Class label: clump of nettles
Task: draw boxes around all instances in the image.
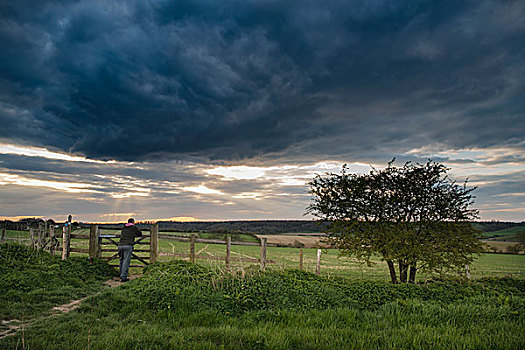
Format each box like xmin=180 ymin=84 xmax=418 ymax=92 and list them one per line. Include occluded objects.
xmin=129 ymin=260 xmax=525 ymax=315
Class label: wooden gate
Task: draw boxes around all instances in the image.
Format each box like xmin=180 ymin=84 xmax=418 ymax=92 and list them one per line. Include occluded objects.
xmin=65 ymin=223 xmax=159 ymax=268
xmin=30 ymin=221 xmax=60 ymax=254
xmin=99 ymin=233 xmax=151 ymax=268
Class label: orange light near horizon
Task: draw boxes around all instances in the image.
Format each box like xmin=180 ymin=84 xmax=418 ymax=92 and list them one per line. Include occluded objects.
xmin=86 ymin=216 xmax=199 ymax=224
xmin=158 ymin=216 xmax=198 ymax=222
xmin=0 ymin=215 xmax=45 ymax=221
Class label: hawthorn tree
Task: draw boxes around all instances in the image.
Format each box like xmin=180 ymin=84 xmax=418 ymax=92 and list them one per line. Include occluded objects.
xmin=307 ymin=160 xmax=484 ymax=283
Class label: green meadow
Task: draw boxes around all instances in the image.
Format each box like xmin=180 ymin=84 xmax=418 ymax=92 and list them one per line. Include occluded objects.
xmin=480 ymin=225 xmax=525 ymax=240
xmin=1 ymin=229 xmax=524 ymax=349
xmin=1 ymin=243 xmax=524 ymax=349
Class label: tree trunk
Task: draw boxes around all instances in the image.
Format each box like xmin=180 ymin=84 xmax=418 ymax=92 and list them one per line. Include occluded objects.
xmin=409 ymin=263 xmax=417 ymax=283
xmin=399 ymin=260 xmax=408 ymax=283
xmin=386 ymin=259 xmax=397 ymax=284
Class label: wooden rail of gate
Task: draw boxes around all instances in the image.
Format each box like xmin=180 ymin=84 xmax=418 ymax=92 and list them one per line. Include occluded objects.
xmin=64 ymin=223 xmax=159 ymax=268
xmin=98 ymin=232 xmax=151 ymax=268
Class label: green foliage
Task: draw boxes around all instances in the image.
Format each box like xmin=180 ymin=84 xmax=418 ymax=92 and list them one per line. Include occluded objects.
xmin=518 ymin=231 xmax=525 ymax=250
xmin=0 ymin=243 xmax=117 ymax=320
xmin=128 ymin=260 xmax=525 ymax=315
xmin=506 ymin=244 xmax=521 ymax=254
xmin=308 ymin=160 xmax=485 ymax=283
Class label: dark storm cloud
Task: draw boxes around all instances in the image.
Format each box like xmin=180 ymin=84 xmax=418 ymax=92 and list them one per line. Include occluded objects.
xmin=1 ymin=0 xmax=524 ymax=162
xmin=0 ymin=153 xmax=206 ymax=183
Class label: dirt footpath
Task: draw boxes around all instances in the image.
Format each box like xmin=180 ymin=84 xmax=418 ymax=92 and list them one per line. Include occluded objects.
xmin=0 ymin=275 xmax=140 ymax=340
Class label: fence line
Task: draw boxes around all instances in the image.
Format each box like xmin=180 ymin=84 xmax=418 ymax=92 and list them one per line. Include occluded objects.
xmin=64 ymin=223 xmax=287 ymax=269
xmin=157 ymin=233 xmax=279 ymax=247
xmin=3 ymin=217 xmax=324 ymax=272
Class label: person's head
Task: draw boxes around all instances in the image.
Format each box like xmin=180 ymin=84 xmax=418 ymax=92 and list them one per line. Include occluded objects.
xmin=128 ymin=218 xmax=135 ymax=224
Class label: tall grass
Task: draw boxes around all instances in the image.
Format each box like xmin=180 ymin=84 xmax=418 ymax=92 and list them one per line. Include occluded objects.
xmin=0 ymin=243 xmax=117 ymax=321
xmin=2 ymin=282 xmax=523 ymax=349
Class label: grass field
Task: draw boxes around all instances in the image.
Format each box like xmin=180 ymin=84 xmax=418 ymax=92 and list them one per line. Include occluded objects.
xmin=482 ymin=226 xmax=525 ymax=240
xmin=1 ymin=246 xmax=524 ymax=350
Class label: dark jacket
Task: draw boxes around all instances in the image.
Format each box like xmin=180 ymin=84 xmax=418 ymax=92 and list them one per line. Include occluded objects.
xmin=119 ymin=224 xmax=142 ymax=246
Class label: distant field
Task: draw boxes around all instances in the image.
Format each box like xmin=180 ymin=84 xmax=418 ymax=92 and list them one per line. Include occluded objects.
xmin=483 ymin=240 xmax=524 ymax=254
xmin=3 ymin=230 xmax=31 ymax=240
xmin=482 ymin=226 xmax=525 ymax=240
xmin=255 ymin=234 xmax=326 ymax=248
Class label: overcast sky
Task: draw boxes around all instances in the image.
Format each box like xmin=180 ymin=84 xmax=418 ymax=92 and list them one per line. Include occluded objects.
xmin=1 ymin=0 xmax=524 ymax=222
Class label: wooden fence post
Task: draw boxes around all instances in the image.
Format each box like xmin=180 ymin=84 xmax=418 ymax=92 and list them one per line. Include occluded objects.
xmin=49 ymin=225 xmax=55 ymax=255
xmin=150 ymin=224 xmax=158 ymax=264
xmin=30 ymin=227 xmax=36 ymax=249
xmin=299 ymin=248 xmax=303 ymax=271
xmin=97 ymin=235 xmax=102 ymax=258
xmin=37 ymin=222 xmax=45 ymax=249
xmin=89 ymin=224 xmax=99 ymax=260
xmin=225 ymin=236 xmax=231 ymax=272
xmin=260 ymin=238 xmax=267 ymax=271
xmin=190 ymin=234 xmax=196 ymax=263
xmin=1 ymin=222 xmax=5 ymax=244
xmin=62 ymin=222 xmax=71 ymax=260
xmin=316 ymin=249 xmax=321 ymax=275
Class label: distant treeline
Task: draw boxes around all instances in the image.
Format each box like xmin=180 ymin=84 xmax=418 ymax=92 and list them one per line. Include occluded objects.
xmin=3 ymin=219 xmax=524 ymax=235
xmin=472 ymin=221 xmax=525 ymax=232
xmin=88 ymin=220 xmax=525 ymax=235
xmin=94 ymin=220 xmax=328 ymax=234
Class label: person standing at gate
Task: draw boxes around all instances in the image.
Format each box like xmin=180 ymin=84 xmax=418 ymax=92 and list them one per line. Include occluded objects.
xmin=118 ymin=218 xmax=142 ymax=282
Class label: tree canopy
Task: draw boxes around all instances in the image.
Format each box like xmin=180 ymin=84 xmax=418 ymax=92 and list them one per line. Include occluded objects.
xmin=307 ymin=160 xmax=484 ymax=283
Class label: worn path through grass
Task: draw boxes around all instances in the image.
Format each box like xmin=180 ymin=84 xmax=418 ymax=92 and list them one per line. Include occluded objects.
xmin=0 ymin=274 xmax=142 ymax=340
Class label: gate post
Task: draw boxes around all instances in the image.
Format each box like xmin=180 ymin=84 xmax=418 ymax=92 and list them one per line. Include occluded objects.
xmin=149 ymin=224 xmax=158 ymax=264
xmin=1 ymin=221 xmax=5 ymax=244
xmin=30 ymin=227 xmax=35 ymax=249
xmin=89 ymin=224 xmax=99 ymax=260
xmin=62 ymin=219 xmax=71 ymax=260
xmin=38 ymin=222 xmax=45 ymax=249
xmin=97 ymin=234 xmax=102 ymax=258
xmin=49 ymin=224 xmax=56 ymax=255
